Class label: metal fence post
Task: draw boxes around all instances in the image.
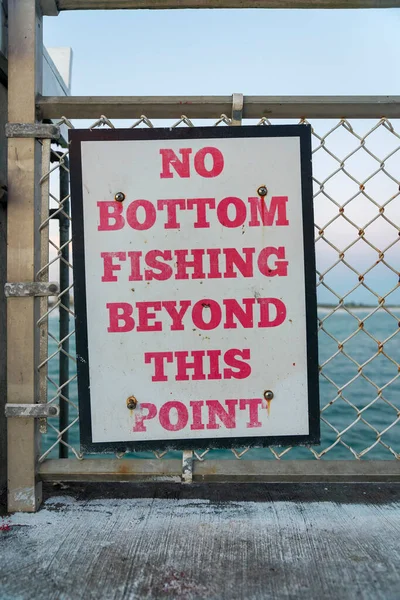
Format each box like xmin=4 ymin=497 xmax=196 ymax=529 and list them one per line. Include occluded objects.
xmin=59 ymin=157 xmax=70 ymax=458
xmin=7 ymin=0 xmax=43 ymax=512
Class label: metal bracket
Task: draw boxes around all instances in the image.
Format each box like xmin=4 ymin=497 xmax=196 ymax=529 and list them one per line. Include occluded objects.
xmin=5 ymin=404 xmax=59 ymax=418
xmin=5 ymin=282 xmax=59 ymax=297
xmin=182 ymin=450 xmax=193 ymax=484
xmin=5 ymin=123 xmax=61 ymax=140
xmin=40 ymin=0 xmax=60 ymax=16
xmin=231 ymin=93 xmax=244 ymax=126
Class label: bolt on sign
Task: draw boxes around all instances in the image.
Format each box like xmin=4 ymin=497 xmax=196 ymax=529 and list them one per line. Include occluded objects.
xmin=69 ymin=126 xmax=320 ymax=452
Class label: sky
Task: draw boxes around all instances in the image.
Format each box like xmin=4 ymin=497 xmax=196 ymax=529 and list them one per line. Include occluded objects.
xmin=43 ymin=7 xmax=400 ymax=304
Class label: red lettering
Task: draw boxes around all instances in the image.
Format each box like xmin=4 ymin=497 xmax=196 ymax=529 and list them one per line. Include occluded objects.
xmin=175 ymin=249 xmax=206 ymax=280
xmin=192 ymin=299 xmax=222 ymax=330
xmin=223 ymin=298 xmax=255 ymax=329
xmin=240 ymin=399 xmax=263 ymax=428
xmin=144 ymin=351 xmax=174 ymax=382
xmin=207 ymin=248 xmax=222 ymax=279
xmin=207 ymin=349 xmax=222 ymax=380
xmin=223 ymin=247 xmax=255 ymax=278
xmin=248 ymin=196 xmax=289 ymax=227
xmin=160 ymin=148 xmax=192 ymax=179
xmin=97 ymin=201 xmax=124 ymax=231
xmin=144 ymin=250 xmax=173 ymax=281
xmin=157 ymin=199 xmax=186 ymax=229
xmin=258 ymin=298 xmax=287 ymax=327
xmin=159 ymin=401 xmax=188 ymax=431
xmin=132 ymin=402 xmax=157 ymax=432
xmin=258 ymin=247 xmax=288 ymax=277
xmin=107 ymin=302 xmax=134 ymax=333
xmin=190 ymin=400 xmax=205 ymax=430
xmin=223 ymin=348 xmax=251 ymax=380
xmin=126 ymin=199 xmax=156 ymax=230
xmin=128 ymin=250 xmax=143 ymax=281
xmin=194 ymin=147 xmax=224 ymax=178
xmin=217 ymin=196 xmax=246 ymax=228
xmin=162 ymin=300 xmax=191 ymax=330
xmin=206 ymin=399 xmax=237 ymax=429
xmin=136 ymin=301 xmax=162 ymax=332
xmin=101 ymin=251 xmax=126 ymax=282
xmin=186 ymin=198 xmax=215 ymax=228
xmin=175 ymin=350 xmax=206 ymax=381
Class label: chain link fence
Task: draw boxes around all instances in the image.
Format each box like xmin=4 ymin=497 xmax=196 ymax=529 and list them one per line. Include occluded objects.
xmin=37 ymin=112 xmax=400 ymax=466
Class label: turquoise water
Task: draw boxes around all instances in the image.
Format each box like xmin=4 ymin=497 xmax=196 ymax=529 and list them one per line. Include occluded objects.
xmin=43 ymin=308 xmax=400 ymax=460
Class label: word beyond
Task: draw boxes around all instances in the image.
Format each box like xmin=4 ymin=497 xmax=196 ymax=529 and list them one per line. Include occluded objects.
xmin=107 ymin=298 xmax=286 ymax=333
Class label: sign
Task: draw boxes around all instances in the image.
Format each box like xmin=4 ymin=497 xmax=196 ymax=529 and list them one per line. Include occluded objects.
xmin=69 ymin=125 xmax=319 ymax=453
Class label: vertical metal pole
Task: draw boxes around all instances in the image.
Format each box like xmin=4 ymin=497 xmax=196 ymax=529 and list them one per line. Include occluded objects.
xmin=7 ymin=0 xmax=43 ymax=512
xmin=59 ymin=157 xmax=70 ymax=458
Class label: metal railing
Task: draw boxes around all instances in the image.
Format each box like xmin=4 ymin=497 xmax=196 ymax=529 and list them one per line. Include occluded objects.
xmin=35 ymin=104 xmax=400 ymax=482
xmin=5 ymin=0 xmax=400 ymax=512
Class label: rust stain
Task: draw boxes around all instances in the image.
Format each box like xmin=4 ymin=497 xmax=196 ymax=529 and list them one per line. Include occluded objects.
xmin=266 ymin=399 xmax=272 ymax=417
xmin=117 ymin=463 xmax=132 ymax=475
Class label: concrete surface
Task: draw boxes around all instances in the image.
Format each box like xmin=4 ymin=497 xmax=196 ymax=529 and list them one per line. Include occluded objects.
xmin=1 ymin=483 xmax=400 ymax=600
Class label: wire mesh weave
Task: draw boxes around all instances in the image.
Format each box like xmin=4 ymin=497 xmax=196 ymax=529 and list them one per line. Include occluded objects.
xmin=37 ymin=113 xmax=400 ymax=463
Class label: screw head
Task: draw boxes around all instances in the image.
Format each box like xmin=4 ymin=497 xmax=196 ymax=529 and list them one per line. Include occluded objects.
xmin=257 ymin=186 xmax=268 ymax=197
xmin=115 ymin=192 xmax=126 ymax=203
xmin=264 ymin=390 xmax=274 ymax=401
xmin=126 ymin=395 xmax=138 ymax=410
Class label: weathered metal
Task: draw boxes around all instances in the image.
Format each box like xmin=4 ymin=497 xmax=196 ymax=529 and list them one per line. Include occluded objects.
xmin=5 ymin=403 xmax=59 ymax=418
xmin=41 ymin=0 xmax=400 ymax=12
xmin=37 ymin=95 xmax=400 ymax=120
xmin=231 ymin=93 xmax=243 ymax=126
xmin=4 ymin=281 xmax=59 ymax=297
xmin=38 ymin=459 xmax=400 ymax=482
xmin=7 ymin=0 xmax=44 ymax=513
xmin=182 ymin=450 xmax=193 ymax=484
xmin=40 ymin=0 xmax=59 ymax=15
xmin=5 ymin=122 xmax=60 ymax=140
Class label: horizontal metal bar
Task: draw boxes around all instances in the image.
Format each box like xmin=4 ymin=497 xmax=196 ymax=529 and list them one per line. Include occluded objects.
xmin=39 ymin=459 xmax=182 ymax=481
xmin=194 ymin=460 xmax=400 ymax=482
xmin=37 ymin=95 xmax=400 ymax=120
xmin=5 ymin=282 xmax=60 ymax=297
xmin=5 ymin=122 xmax=60 ymax=140
xmin=39 ymin=459 xmax=400 ymax=483
xmin=6 ymin=404 xmax=59 ymax=418
xmin=49 ymin=1 xmax=400 ymax=13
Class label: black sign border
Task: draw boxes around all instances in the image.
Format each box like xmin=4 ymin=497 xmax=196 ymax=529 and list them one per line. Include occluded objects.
xmin=69 ymin=125 xmax=320 ymax=453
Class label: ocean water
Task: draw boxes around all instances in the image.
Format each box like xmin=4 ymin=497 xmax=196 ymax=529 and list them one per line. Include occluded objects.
xmin=43 ymin=308 xmax=400 ymax=460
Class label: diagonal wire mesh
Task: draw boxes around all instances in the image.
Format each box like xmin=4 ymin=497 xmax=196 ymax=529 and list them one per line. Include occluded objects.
xmin=37 ymin=112 xmax=400 ymax=464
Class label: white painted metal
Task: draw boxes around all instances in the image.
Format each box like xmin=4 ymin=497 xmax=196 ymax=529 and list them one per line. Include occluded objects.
xmin=78 ymin=133 xmax=311 ymax=444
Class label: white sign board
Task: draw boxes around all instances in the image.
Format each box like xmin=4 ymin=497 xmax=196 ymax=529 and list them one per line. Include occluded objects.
xmin=69 ymin=126 xmax=319 ymax=452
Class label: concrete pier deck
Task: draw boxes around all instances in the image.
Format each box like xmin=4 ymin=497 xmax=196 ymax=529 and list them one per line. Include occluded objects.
xmin=1 ymin=483 xmax=399 ymax=599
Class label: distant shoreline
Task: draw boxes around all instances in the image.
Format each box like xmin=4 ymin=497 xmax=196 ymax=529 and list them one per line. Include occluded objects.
xmin=318 ymin=304 xmax=400 ymax=309
xmin=47 ymin=299 xmax=400 ymax=310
